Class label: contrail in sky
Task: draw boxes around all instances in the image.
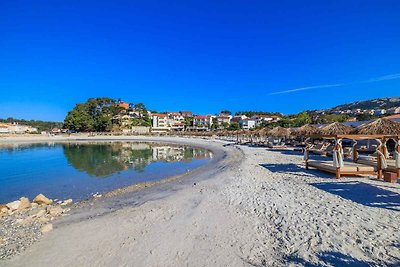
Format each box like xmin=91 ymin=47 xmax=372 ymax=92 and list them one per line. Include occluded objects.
xmin=268 ymin=73 xmax=400 ymax=95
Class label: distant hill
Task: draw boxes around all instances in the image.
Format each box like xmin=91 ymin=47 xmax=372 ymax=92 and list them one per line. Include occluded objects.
xmin=329 ymin=97 xmax=400 ymax=112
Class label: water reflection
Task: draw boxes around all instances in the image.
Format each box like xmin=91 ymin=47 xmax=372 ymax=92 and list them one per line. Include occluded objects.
xmin=0 ymin=142 xmax=212 ymax=203
xmin=62 ymin=142 xmax=212 ymax=177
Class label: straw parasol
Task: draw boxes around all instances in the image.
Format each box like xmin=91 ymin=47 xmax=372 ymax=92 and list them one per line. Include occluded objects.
xmin=269 ymin=126 xmax=291 ymax=137
xmin=254 ymin=128 xmax=269 ymax=136
xmin=354 ymin=118 xmax=400 ymax=135
xmin=319 ymin=122 xmax=354 ymax=135
xmin=294 ymin=124 xmax=320 ymax=136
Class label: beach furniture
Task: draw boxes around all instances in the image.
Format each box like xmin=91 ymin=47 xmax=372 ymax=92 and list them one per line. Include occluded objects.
xmin=355 ymin=138 xmax=400 ymax=178
xmin=304 ymin=135 xmax=398 ymax=179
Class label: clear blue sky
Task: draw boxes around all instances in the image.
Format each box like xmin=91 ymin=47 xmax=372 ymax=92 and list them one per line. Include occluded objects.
xmin=0 ymin=0 xmax=399 ymax=121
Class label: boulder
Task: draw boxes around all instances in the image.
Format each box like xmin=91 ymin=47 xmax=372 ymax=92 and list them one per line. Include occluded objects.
xmin=34 ymin=209 xmax=46 ymax=218
xmin=6 ymin=200 xmax=21 ymax=211
xmin=18 ymin=197 xmax=31 ymax=210
xmin=46 ymin=206 xmax=64 ymax=217
xmin=41 ymin=223 xmax=53 ymax=234
xmin=0 ymin=204 xmax=8 ymax=215
xmin=33 ymin=194 xmax=53 ymax=205
xmin=61 ymin=199 xmax=73 ymax=206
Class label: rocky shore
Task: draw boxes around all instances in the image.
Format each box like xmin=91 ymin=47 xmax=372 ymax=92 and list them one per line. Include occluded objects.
xmin=0 ymin=194 xmax=72 ymax=259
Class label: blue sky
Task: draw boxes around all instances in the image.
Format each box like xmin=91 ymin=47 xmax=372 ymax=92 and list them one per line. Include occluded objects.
xmin=0 ymin=0 xmax=399 ymax=121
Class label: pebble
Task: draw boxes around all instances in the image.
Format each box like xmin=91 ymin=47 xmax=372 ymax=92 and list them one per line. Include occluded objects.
xmin=41 ymin=224 xmax=53 ymax=234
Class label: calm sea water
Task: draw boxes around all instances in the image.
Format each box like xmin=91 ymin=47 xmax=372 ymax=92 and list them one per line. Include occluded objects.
xmin=0 ymin=142 xmax=211 ymax=203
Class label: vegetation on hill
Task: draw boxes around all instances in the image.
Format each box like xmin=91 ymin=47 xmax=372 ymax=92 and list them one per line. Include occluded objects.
xmin=130 ymin=103 xmax=152 ymax=127
xmin=235 ymin=111 xmax=283 ymax=117
xmin=329 ymin=97 xmax=400 ymax=111
xmin=63 ymin=97 xmax=123 ymax=132
xmin=0 ymin=117 xmax=63 ymax=132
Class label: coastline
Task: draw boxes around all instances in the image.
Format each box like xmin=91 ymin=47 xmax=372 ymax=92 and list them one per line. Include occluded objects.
xmin=1 ymin=135 xmax=400 ymax=266
xmin=0 ymin=135 xmax=227 ymax=261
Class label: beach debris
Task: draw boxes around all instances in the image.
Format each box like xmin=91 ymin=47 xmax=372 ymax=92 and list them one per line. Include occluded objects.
xmin=92 ymin=193 xmax=102 ymax=198
xmin=61 ymin=199 xmax=73 ymax=206
xmin=33 ymin=194 xmax=53 ymax=205
xmin=18 ymin=197 xmax=31 ymax=210
xmin=41 ymin=223 xmax=53 ymax=234
xmin=6 ymin=200 xmax=21 ymax=211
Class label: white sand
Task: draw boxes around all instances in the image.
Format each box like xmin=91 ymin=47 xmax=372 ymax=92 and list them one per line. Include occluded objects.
xmin=2 ymin=136 xmax=400 ymax=266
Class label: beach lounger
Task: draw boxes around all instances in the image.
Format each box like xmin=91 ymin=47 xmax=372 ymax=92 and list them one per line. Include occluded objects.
xmin=306 ymin=160 xmax=378 ymax=179
xmin=357 ymin=158 xmax=400 ymax=178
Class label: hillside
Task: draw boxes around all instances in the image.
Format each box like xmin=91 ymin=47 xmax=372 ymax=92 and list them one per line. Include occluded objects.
xmin=329 ymin=97 xmax=400 ymax=112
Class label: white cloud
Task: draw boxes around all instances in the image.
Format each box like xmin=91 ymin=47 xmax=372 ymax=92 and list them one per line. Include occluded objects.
xmin=268 ymin=84 xmax=343 ymax=95
xmin=268 ymin=73 xmax=400 ymax=95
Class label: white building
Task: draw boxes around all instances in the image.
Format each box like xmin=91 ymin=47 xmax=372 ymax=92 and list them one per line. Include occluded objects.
xmin=239 ymin=119 xmax=256 ymax=129
xmin=193 ymin=115 xmax=213 ymax=126
xmin=0 ymin=124 xmax=9 ymax=134
xmin=252 ymin=115 xmax=281 ymax=126
xmin=217 ymin=115 xmax=232 ymax=125
xmin=151 ymin=114 xmax=169 ymax=132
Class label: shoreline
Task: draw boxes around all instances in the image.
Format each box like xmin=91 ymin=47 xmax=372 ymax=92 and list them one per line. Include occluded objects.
xmin=0 ymin=135 xmax=219 ymax=203
xmin=1 ymin=135 xmax=400 ymax=266
xmin=0 ymin=136 xmax=227 ymax=261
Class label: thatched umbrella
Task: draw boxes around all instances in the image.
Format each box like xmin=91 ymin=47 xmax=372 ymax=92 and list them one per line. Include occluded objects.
xmin=319 ymin=122 xmax=354 ymax=135
xmin=354 ymin=118 xmax=400 ymax=135
xmin=294 ymin=124 xmax=320 ymax=136
xmin=269 ymin=126 xmax=291 ymax=137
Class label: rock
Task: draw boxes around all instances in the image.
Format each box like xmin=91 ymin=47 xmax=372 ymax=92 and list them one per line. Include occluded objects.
xmin=6 ymin=200 xmax=21 ymax=211
xmin=18 ymin=197 xmax=31 ymax=210
xmin=37 ymin=216 xmax=50 ymax=223
xmin=16 ymin=217 xmax=34 ymax=226
xmin=61 ymin=199 xmax=73 ymax=206
xmin=34 ymin=209 xmax=46 ymax=218
xmin=0 ymin=205 xmax=8 ymax=215
xmin=33 ymin=194 xmax=53 ymax=205
xmin=31 ymin=202 xmax=38 ymax=208
xmin=41 ymin=223 xmax=53 ymax=234
xmin=46 ymin=206 xmax=64 ymax=217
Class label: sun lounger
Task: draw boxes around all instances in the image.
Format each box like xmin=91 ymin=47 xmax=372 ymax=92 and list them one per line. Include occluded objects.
xmin=306 ymin=160 xmax=378 ymax=179
xmin=309 ymin=143 xmax=330 ymax=155
xmin=357 ymin=158 xmax=400 ymax=178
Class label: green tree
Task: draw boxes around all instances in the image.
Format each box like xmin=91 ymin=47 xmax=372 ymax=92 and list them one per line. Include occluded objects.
xmin=211 ymin=117 xmax=220 ymax=130
xmin=293 ymin=112 xmax=312 ymax=127
xmin=184 ymin=117 xmax=194 ymax=127
xmin=227 ymin=122 xmax=240 ymax=130
xmin=64 ymin=97 xmax=122 ymax=132
xmin=220 ymin=110 xmax=232 ymax=115
xmin=318 ymin=114 xmax=349 ymax=124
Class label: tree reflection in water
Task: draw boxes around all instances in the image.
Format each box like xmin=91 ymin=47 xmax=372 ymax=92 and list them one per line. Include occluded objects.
xmin=63 ymin=142 xmax=211 ymax=178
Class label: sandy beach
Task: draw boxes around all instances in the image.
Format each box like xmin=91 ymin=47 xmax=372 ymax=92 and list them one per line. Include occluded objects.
xmin=1 ymin=135 xmax=400 ymax=266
